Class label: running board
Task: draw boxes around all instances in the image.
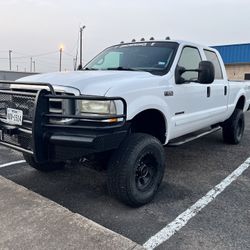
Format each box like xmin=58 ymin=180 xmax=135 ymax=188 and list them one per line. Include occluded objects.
xmin=168 ymin=127 xmax=221 ymax=147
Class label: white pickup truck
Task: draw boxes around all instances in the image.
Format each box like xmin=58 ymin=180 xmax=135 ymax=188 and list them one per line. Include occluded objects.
xmin=0 ymin=40 xmax=250 ymax=206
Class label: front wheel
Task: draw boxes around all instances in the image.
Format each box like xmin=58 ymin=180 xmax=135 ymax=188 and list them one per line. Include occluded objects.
xmin=222 ymin=108 xmax=245 ymax=144
xmin=107 ymin=133 xmax=166 ymax=207
xmin=23 ymin=154 xmax=65 ymax=172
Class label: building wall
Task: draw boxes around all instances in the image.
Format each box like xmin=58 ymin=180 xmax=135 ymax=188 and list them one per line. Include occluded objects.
xmin=225 ymin=64 xmax=250 ymax=80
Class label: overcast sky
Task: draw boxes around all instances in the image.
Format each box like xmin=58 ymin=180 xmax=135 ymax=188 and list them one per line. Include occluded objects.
xmin=0 ymin=0 xmax=250 ymax=72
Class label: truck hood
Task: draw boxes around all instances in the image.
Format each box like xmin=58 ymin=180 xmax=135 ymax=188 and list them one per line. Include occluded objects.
xmin=17 ymin=70 xmax=155 ymax=96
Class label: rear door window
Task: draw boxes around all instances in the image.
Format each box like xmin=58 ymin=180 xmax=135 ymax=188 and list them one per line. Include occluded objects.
xmin=204 ymin=50 xmax=223 ymax=79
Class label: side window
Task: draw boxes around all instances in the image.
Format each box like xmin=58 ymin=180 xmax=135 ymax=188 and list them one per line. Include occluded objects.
xmin=204 ymin=50 xmax=223 ymax=79
xmin=177 ymin=47 xmax=202 ymax=82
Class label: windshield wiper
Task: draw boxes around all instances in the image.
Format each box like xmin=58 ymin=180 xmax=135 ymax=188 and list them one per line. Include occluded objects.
xmin=84 ymin=67 xmax=99 ymax=70
xmin=106 ymin=66 xmax=136 ymax=71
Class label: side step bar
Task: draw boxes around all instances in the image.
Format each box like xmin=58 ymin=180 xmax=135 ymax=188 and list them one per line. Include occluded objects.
xmin=168 ymin=126 xmax=221 ymax=147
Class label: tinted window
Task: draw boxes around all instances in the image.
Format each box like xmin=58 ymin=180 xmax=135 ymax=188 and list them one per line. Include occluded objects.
xmin=85 ymin=42 xmax=178 ymax=75
xmin=94 ymin=52 xmax=121 ymax=69
xmin=177 ymin=47 xmax=202 ymax=81
xmin=204 ymin=50 xmax=223 ymax=79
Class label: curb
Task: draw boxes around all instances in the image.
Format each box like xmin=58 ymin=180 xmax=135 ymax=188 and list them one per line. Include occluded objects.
xmin=0 ymin=176 xmax=144 ymax=250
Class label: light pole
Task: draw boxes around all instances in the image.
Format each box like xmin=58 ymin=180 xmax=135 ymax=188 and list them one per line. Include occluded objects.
xmin=59 ymin=47 xmax=63 ymax=72
xmin=78 ymin=25 xmax=86 ymax=70
xmin=30 ymin=57 xmax=33 ymax=72
xmin=73 ymin=58 xmax=77 ymax=71
xmin=33 ymin=61 xmax=36 ymax=72
xmin=9 ymin=50 xmax=12 ymax=71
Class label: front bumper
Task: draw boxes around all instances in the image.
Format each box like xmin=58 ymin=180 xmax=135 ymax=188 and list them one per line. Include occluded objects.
xmin=0 ymin=81 xmax=127 ymax=163
xmin=47 ymin=127 xmax=129 ymax=161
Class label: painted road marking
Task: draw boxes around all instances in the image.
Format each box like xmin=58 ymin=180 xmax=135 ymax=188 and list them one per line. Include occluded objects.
xmin=143 ymin=157 xmax=250 ymax=250
xmin=0 ymin=160 xmax=25 ymax=169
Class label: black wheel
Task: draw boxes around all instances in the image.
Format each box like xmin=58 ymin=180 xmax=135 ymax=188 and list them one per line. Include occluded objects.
xmin=222 ymin=108 xmax=245 ymax=144
xmin=23 ymin=153 xmax=65 ymax=172
xmin=107 ymin=133 xmax=166 ymax=207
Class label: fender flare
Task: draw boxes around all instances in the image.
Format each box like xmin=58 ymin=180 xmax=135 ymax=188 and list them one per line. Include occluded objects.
xmin=127 ymin=95 xmax=171 ymax=143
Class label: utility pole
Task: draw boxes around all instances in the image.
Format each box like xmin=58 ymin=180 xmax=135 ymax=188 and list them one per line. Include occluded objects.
xmin=78 ymin=25 xmax=86 ymax=70
xmin=33 ymin=61 xmax=36 ymax=72
xmin=16 ymin=65 xmax=18 ymax=71
xmin=9 ymin=50 xmax=12 ymax=71
xmin=30 ymin=57 xmax=33 ymax=72
xmin=73 ymin=58 xmax=77 ymax=71
xmin=59 ymin=47 xmax=63 ymax=72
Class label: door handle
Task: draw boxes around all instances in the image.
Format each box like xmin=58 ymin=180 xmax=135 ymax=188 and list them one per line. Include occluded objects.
xmin=207 ymin=86 xmax=211 ymax=97
xmin=224 ymin=86 xmax=227 ymax=95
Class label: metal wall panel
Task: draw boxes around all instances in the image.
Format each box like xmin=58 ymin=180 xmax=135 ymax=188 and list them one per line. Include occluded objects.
xmin=212 ymin=44 xmax=250 ymax=64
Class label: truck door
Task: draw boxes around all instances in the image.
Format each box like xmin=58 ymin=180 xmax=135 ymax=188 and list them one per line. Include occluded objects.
xmin=203 ymin=49 xmax=228 ymax=122
xmin=169 ymin=46 xmax=213 ymax=139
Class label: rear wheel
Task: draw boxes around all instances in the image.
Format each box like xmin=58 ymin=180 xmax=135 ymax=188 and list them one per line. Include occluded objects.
xmin=222 ymin=108 xmax=245 ymax=144
xmin=23 ymin=153 xmax=65 ymax=172
xmin=107 ymin=133 xmax=166 ymax=207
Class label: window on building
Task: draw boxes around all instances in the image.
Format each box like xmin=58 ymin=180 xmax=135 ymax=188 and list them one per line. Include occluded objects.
xmin=177 ymin=46 xmax=202 ymax=82
xmin=245 ymin=73 xmax=250 ymax=80
xmin=204 ymin=50 xmax=223 ymax=79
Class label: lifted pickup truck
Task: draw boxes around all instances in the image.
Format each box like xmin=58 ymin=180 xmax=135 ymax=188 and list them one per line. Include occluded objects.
xmin=0 ymin=40 xmax=250 ymax=206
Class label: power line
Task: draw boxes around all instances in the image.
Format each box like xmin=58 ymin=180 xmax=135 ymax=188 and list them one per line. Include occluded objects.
xmin=0 ymin=50 xmax=58 ymax=60
xmin=68 ymin=32 xmax=80 ymax=54
xmin=0 ymin=48 xmax=77 ymax=71
xmin=63 ymin=51 xmax=75 ymax=57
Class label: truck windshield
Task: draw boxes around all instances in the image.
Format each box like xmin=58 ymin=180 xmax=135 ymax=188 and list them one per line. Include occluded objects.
xmin=84 ymin=42 xmax=178 ymax=75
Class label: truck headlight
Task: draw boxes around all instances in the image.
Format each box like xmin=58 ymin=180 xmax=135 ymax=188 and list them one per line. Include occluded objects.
xmin=79 ymin=100 xmax=117 ymax=115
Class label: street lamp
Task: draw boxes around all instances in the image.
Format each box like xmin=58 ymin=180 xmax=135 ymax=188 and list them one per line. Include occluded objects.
xmin=78 ymin=25 xmax=86 ymax=70
xmin=33 ymin=61 xmax=36 ymax=72
xmin=9 ymin=50 xmax=12 ymax=71
xmin=59 ymin=44 xmax=64 ymax=72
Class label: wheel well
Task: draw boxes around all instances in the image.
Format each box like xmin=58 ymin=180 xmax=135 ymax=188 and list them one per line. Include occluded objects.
xmin=131 ymin=109 xmax=166 ymax=143
xmin=236 ymin=96 xmax=245 ymax=110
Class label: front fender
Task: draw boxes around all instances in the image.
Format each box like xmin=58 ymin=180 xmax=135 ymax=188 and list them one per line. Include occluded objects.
xmin=126 ymin=95 xmax=171 ymax=143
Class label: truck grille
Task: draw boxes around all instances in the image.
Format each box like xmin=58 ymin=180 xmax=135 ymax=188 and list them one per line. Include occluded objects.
xmin=0 ymin=92 xmax=36 ymax=128
xmin=0 ymin=88 xmax=76 ymax=153
xmin=0 ymin=91 xmax=35 ymax=151
xmin=9 ymin=88 xmax=76 ymax=124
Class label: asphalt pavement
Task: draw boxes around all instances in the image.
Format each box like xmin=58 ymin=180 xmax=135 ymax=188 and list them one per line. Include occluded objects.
xmin=0 ymin=112 xmax=249 ymax=250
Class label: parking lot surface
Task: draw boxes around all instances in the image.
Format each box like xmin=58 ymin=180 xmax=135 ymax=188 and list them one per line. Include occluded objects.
xmin=0 ymin=113 xmax=250 ymax=250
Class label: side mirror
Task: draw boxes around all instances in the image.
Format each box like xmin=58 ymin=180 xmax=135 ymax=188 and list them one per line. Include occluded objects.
xmin=175 ymin=66 xmax=187 ymax=84
xmin=198 ymin=61 xmax=215 ymax=84
xmin=175 ymin=60 xmax=215 ymax=84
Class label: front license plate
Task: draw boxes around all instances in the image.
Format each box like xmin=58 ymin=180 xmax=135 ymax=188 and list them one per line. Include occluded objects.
xmin=6 ymin=108 xmax=23 ymax=125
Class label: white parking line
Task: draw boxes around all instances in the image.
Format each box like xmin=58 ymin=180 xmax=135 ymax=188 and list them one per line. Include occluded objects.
xmin=0 ymin=160 xmax=25 ymax=169
xmin=143 ymin=157 xmax=250 ymax=250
